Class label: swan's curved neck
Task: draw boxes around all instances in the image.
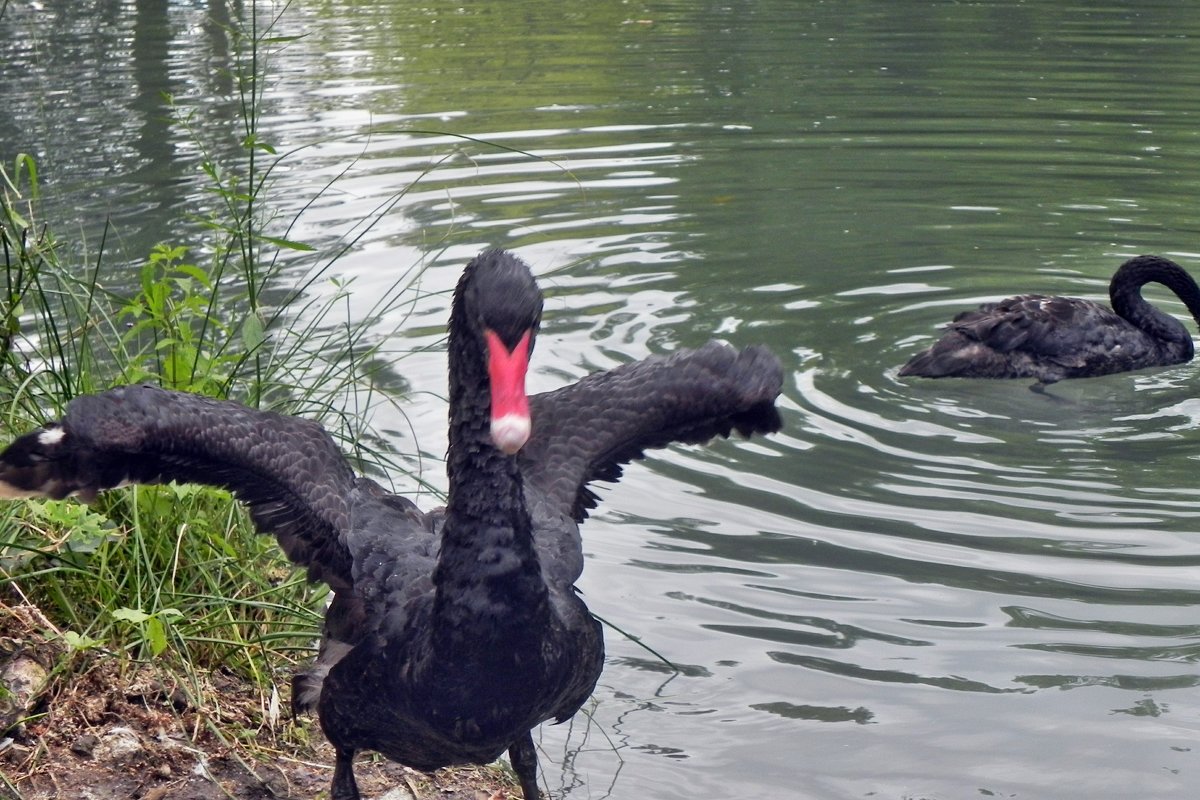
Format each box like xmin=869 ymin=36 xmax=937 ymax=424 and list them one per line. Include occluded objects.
xmin=432 ymin=321 xmax=548 ymax=651
xmin=1110 ymin=257 xmax=1200 ymax=341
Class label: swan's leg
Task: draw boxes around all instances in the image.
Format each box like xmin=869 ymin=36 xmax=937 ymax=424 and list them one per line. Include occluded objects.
xmin=508 ymin=731 xmax=542 ymax=799
xmin=331 ymin=747 xmax=361 ymax=800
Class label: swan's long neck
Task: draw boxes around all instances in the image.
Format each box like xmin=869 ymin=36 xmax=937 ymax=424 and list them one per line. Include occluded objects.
xmin=1110 ymin=256 xmax=1200 ymax=345
xmin=431 ymin=317 xmax=548 ymax=654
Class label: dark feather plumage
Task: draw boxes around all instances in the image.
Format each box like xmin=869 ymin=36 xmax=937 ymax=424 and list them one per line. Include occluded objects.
xmin=899 ymin=255 xmax=1200 ymax=383
xmin=0 ymin=249 xmax=784 ymax=800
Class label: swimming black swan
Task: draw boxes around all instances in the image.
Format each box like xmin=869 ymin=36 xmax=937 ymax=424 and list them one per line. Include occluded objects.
xmin=0 ymin=249 xmax=784 ymax=800
xmin=898 ymin=255 xmax=1200 ymax=383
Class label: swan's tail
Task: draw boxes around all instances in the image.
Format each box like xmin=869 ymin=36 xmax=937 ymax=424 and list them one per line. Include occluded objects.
xmin=898 ymin=347 xmax=949 ymax=377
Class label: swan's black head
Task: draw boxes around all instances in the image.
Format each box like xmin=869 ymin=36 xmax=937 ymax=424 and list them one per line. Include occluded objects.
xmin=451 ymin=249 xmax=544 ymax=454
xmin=458 ymin=249 xmax=544 ymax=348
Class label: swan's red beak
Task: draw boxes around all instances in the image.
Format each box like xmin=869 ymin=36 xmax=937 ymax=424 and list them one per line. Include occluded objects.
xmin=485 ymin=329 xmax=532 ymax=455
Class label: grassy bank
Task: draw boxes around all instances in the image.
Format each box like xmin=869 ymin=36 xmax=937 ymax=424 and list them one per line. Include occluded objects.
xmin=0 ymin=5 xmax=438 ymax=795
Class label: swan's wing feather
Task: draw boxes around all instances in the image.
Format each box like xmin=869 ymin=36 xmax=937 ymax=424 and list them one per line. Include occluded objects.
xmin=949 ymin=295 xmax=1120 ymax=360
xmin=0 ymin=384 xmax=358 ymax=589
xmin=342 ymin=483 xmax=440 ymax=639
xmin=520 ymin=341 xmax=783 ymax=525
xmin=900 ymin=294 xmax=1147 ymax=379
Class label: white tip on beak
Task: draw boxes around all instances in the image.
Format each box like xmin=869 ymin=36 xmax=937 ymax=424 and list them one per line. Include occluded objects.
xmin=491 ymin=413 xmax=532 ymax=455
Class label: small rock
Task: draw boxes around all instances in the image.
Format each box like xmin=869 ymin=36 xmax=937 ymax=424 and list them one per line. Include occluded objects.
xmin=70 ymin=733 xmax=100 ymax=757
xmin=93 ymin=726 xmax=143 ymax=762
xmin=169 ymin=686 xmax=190 ymax=711
xmin=377 ymin=789 xmax=417 ymax=800
xmin=0 ymin=651 xmax=49 ymax=731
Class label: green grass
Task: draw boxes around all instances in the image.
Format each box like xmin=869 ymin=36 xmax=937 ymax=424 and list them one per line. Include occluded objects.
xmin=0 ymin=5 xmax=602 ymax=799
xmin=0 ymin=4 xmax=424 ymax=696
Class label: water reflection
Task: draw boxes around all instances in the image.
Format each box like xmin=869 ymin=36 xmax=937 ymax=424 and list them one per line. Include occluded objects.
xmin=6 ymin=0 xmax=1200 ymax=798
xmin=1 ymin=0 xmax=246 ymax=249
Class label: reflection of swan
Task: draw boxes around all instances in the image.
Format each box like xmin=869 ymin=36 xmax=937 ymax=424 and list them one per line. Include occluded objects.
xmin=900 ymin=255 xmax=1200 ymax=384
xmin=0 ymin=249 xmax=785 ymax=800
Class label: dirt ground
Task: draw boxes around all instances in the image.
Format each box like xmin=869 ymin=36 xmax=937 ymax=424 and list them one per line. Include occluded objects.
xmin=0 ymin=605 xmax=518 ymax=800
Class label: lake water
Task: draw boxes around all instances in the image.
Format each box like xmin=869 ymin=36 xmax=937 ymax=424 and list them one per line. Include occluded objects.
xmin=4 ymin=2 xmax=1200 ymax=798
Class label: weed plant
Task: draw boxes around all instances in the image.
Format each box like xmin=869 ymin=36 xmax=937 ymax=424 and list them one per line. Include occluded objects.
xmin=0 ymin=5 xmax=424 ymax=699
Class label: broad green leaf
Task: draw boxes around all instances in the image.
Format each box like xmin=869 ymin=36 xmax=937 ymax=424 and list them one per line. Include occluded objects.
xmin=63 ymin=631 xmax=101 ymax=651
xmin=174 ymin=263 xmax=213 ymax=288
xmin=147 ymin=617 xmax=167 ymax=657
xmin=241 ymin=314 xmax=265 ymax=351
xmin=113 ymin=607 xmax=151 ymax=624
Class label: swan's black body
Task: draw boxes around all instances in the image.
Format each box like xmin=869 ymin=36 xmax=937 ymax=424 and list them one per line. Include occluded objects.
xmin=0 ymin=249 xmax=784 ymax=799
xmin=899 ymin=255 xmax=1200 ymax=383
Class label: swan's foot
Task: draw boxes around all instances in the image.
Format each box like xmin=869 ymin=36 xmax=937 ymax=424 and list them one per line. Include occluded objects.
xmin=508 ymin=731 xmax=542 ymax=800
xmin=331 ymin=747 xmax=361 ymax=800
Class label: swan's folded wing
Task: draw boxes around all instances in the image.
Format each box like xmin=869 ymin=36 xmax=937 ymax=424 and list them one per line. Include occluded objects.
xmin=950 ymin=295 xmax=1123 ymax=361
xmin=521 ymin=340 xmax=783 ymax=524
xmin=0 ymin=384 xmax=358 ymax=590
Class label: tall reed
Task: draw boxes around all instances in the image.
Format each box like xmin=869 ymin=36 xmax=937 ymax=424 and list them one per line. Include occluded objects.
xmin=0 ymin=3 xmax=423 ymax=689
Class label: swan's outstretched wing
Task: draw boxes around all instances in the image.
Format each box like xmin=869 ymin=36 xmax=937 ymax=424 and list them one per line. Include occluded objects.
xmin=520 ymin=340 xmax=784 ymax=528
xmin=0 ymin=384 xmax=358 ymax=590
